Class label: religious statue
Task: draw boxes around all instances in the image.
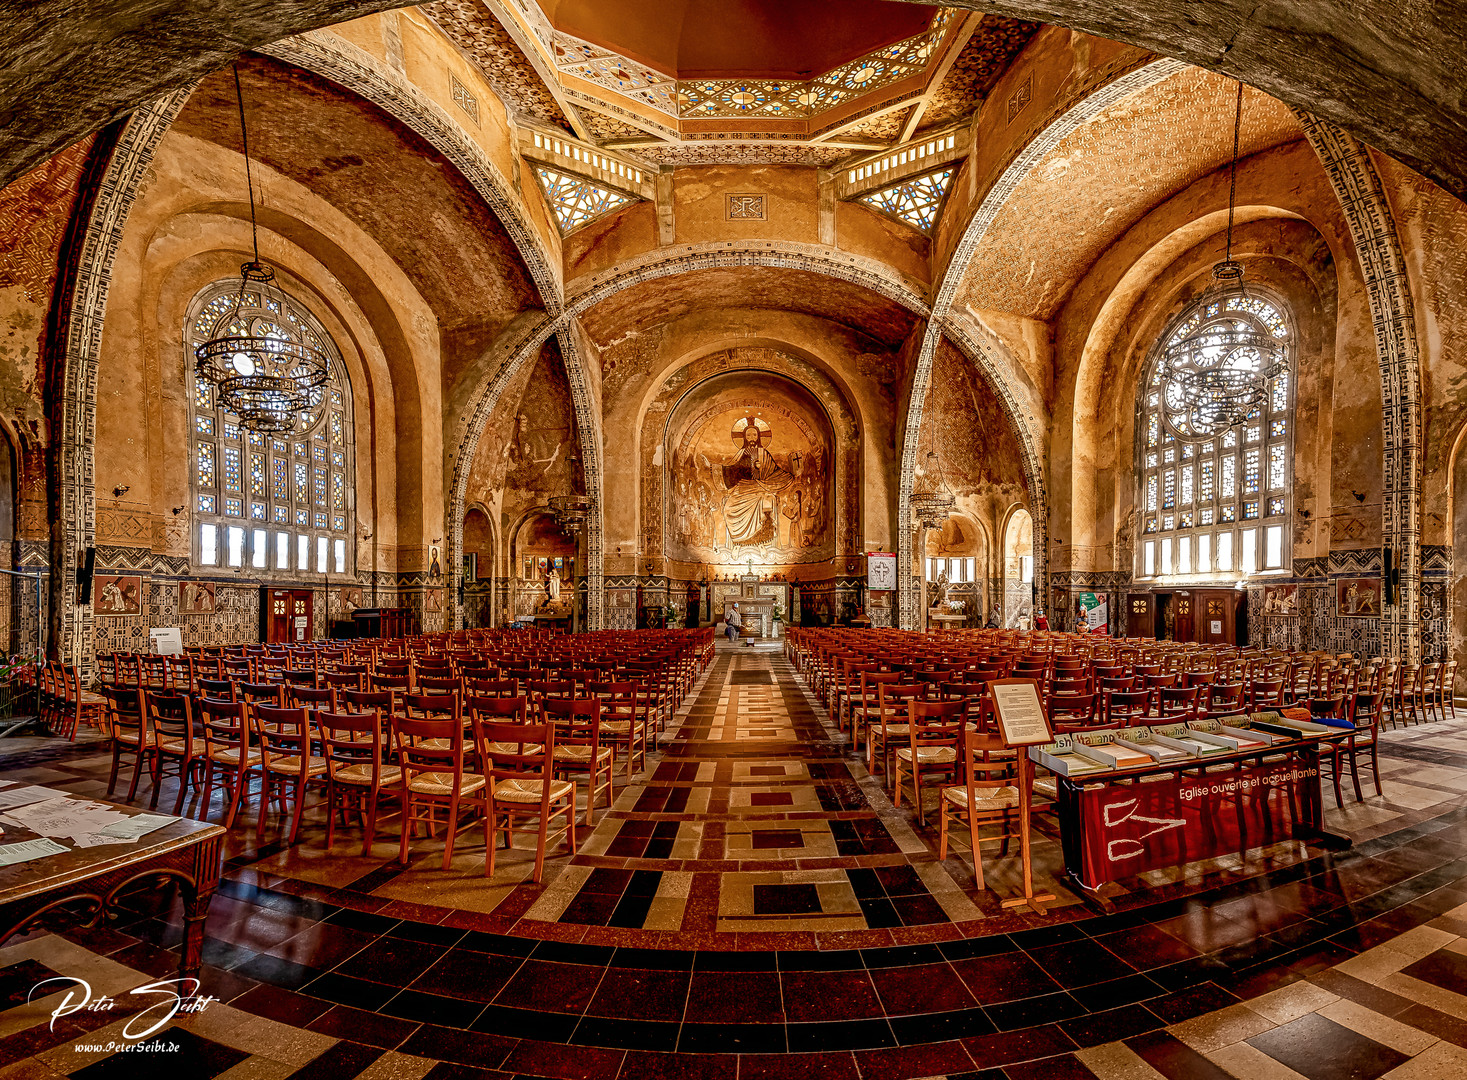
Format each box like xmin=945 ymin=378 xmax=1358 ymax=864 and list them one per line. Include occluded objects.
xmin=929 ymin=570 xmax=951 ymax=610
xmin=720 ymin=419 xmax=793 ymax=547
xmin=545 ymin=567 xmax=562 ymax=605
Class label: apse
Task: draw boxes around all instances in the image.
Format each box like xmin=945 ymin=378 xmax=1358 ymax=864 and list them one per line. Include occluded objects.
xmin=663 ymin=370 xmax=835 ymax=572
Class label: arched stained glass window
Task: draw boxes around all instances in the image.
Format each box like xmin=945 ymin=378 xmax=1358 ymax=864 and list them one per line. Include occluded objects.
xmin=186 ymin=281 xmax=355 ymax=576
xmin=1135 ymin=290 xmax=1294 ymax=581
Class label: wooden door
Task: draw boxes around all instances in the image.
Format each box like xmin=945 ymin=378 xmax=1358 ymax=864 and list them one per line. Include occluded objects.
xmin=1127 ymin=593 xmax=1154 ymax=638
xmin=263 ymin=588 xmax=313 ymax=643
xmin=1198 ymin=591 xmax=1233 ymax=645
xmin=1171 ymin=594 xmax=1195 ymax=642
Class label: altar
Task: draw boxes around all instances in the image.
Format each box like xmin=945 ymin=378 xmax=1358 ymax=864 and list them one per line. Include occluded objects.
xmin=718 ymin=572 xmax=788 ymax=639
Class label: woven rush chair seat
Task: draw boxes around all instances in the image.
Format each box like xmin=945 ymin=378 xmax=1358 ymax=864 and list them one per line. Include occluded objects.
xmin=493 ymin=776 xmax=575 ymax=804
xmin=940 ymin=784 xmax=1021 ymax=809
xmin=408 ymin=770 xmax=487 ymax=796
xmin=897 ymin=744 xmax=957 ymax=765
xmin=332 ymin=762 xmax=404 ymax=786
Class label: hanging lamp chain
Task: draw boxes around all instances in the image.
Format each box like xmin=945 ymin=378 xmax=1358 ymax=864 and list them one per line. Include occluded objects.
xmin=1224 ymin=78 xmax=1243 ymax=267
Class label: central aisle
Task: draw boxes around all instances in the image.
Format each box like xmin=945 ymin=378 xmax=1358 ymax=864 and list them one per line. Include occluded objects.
xmin=523 ymin=640 xmax=985 ymax=940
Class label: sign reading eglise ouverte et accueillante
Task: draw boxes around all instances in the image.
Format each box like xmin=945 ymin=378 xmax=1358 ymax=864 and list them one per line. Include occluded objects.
xmin=1074 ymin=758 xmax=1319 ymax=888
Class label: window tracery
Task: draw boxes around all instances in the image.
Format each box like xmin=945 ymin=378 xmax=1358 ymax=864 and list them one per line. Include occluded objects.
xmin=532 ymin=166 xmax=635 ymax=235
xmin=1136 ymin=291 xmax=1293 ymax=581
xmin=858 ymin=168 xmax=954 ymax=234
xmin=187 ymin=281 xmax=355 ymax=576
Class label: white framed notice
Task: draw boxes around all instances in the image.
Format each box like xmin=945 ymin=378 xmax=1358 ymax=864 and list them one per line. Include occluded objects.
xmin=866 ymin=552 xmax=897 ymax=591
xmin=149 ymin=627 xmax=184 ymax=656
xmin=987 ymin=679 xmax=1053 ymax=747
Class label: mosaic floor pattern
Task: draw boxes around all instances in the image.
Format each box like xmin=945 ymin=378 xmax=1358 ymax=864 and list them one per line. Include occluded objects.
xmin=5 ymin=642 xmax=1467 ymax=1076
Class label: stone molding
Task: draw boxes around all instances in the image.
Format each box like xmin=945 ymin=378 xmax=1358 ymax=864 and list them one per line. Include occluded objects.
xmin=1293 ymin=112 xmax=1423 ymax=660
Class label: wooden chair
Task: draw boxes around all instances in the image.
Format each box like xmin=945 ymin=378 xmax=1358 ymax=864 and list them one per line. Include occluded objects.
xmin=252 ymin=704 xmax=327 ymax=844
xmin=938 ymin=727 xmax=1020 ymax=892
xmin=198 ymin=697 xmax=260 ymax=829
xmin=1103 ymin=688 xmax=1150 ymax=726
xmin=543 ymin=696 xmax=612 ymax=825
xmin=287 ymin=684 xmax=337 ymax=711
xmin=1047 ymin=692 xmax=1098 ymax=730
xmin=394 ymin=711 xmax=488 ymax=870
xmin=237 ymin=681 xmax=286 ymax=707
xmin=893 ymin=699 xmax=965 ymax=825
xmin=1339 ymin=690 xmax=1384 ymax=801
xmin=146 ymin=690 xmax=199 ymax=814
xmin=589 ymin=680 xmax=648 ymax=779
xmin=319 ymin=707 xmax=402 ymax=856
xmin=477 ymin=719 xmax=577 ymax=882
xmin=101 ymin=685 xmax=149 ymax=800
xmin=1157 ymin=685 xmax=1203 ymax=723
xmin=867 ymin=681 xmax=925 ymax=778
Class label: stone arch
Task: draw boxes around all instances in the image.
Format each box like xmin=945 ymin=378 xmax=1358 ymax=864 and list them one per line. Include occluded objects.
xmin=640 ymin=347 xmax=863 ymax=575
xmin=49 ymin=89 xmax=193 ymax=669
xmin=260 ymin=31 xmax=561 ymax=310
xmin=895 ymin=58 xmax=1188 ymax=630
xmin=445 ymin=243 xmax=952 ymax=632
xmin=1292 ymin=112 xmax=1424 ymax=659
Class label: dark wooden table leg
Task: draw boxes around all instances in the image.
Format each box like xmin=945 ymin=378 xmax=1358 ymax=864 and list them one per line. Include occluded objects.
xmin=179 ymin=833 xmax=224 ymax=981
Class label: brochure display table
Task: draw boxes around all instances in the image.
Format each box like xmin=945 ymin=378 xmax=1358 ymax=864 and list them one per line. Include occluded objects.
xmin=0 ymin=792 xmax=224 ymax=979
xmin=1035 ymin=718 xmax=1350 ymax=898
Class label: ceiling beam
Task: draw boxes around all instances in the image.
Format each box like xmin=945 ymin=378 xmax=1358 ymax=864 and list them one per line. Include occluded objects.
xmin=901 ymin=10 xmax=985 ymax=142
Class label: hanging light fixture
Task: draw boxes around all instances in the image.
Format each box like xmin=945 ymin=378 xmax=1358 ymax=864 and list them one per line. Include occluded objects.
xmin=909 ymin=379 xmax=955 ymax=529
xmin=1154 ymin=80 xmax=1285 ymax=442
xmin=194 ymin=65 xmax=330 ymax=434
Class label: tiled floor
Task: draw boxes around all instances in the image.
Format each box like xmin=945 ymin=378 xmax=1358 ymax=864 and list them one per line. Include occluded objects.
xmin=4 ymin=644 xmax=1467 ymax=1078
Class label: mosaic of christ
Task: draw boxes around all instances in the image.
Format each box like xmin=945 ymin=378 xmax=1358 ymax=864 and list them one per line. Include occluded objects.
xmin=669 ymin=411 xmax=831 ymax=562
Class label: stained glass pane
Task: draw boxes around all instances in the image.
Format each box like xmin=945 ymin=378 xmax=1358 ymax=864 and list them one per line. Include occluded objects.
xmin=198 ymin=494 xmax=215 ymax=513
xmin=1200 ymin=459 xmax=1214 ymax=501
xmin=195 ymin=380 xmax=212 ymax=409
xmin=1268 ymin=496 xmax=1285 ymax=516
xmin=314 ymin=466 xmax=327 ymax=507
xmin=295 ymin=442 xmax=308 ymax=458
xmin=225 ymin=497 xmax=243 ymax=517
xmin=1272 ymin=374 xmax=1288 ymax=411
xmin=274 ymin=505 xmax=289 ymax=524
xmin=1147 ymin=414 xmax=1159 ymax=448
xmin=1180 ymin=465 xmax=1193 ymax=505
xmin=1145 ymin=518 xmax=1158 ymax=534
xmin=332 ymin=450 xmax=344 ymax=468
xmin=196 ymin=416 xmax=214 ymax=435
xmin=857 ymin=168 xmax=954 ymax=233
xmin=1269 ymin=444 xmax=1286 ymax=489
xmin=1146 ymin=453 xmax=1157 ymax=468
xmin=1246 ymin=425 xmax=1261 ymax=443
xmin=1200 ymin=508 xmax=1214 ymax=525
xmin=295 ymin=463 xmax=308 ymax=502
xmin=1163 ymin=514 xmax=1175 ymax=531
xmin=332 ymin=472 xmax=344 ymax=510
xmin=1147 ymin=476 xmax=1157 ymax=512
xmin=533 ymin=166 xmax=635 ymax=234
xmin=251 ymin=502 xmax=266 ymax=520
xmin=250 ymin=452 xmax=265 ymax=496
xmin=272 ymin=458 xmax=288 ymax=500
xmin=1244 ymin=448 xmax=1260 ymax=494
xmin=1180 ymin=511 xmax=1193 ymax=528
xmin=1270 ymin=419 xmax=1286 ymax=438
xmin=223 ymin=423 xmax=240 ymax=441
xmin=1162 ymin=470 xmax=1175 ymax=509
xmin=1221 ymin=504 xmax=1236 ymax=522
xmin=333 ymin=515 xmax=345 ymax=531
xmin=296 ymin=508 xmax=309 ymax=526
xmin=197 ymin=442 xmax=215 ymax=488
xmin=313 ymin=444 xmax=327 ymax=463
xmin=1243 ymin=501 xmax=1259 ymax=519
xmin=1163 ymin=448 xmax=1175 ymax=464
xmin=223 ymin=446 xmax=241 ymax=492
xmin=331 ymin=412 xmax=343 ymax=445
xmin=315 ymin=511 xmax=328 ymax=529
xmin=1222 ymin=457 xmax=1236 ymax=497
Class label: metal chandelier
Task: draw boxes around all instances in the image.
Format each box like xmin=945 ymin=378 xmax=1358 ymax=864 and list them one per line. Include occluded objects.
xmin=1154 ymin=80 xmax=1285 ymax=442
xmin=194 ymin=66 xmax=330 ymax=435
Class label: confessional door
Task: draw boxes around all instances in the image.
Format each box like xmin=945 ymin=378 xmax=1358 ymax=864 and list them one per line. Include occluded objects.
xmin=1127 ymin=593 xmax=1154 ymax=638
xmin=1197 ymin=590 xmax=1234 ymax=645
xmin=262 ymin=588 xmax=314 ymax=643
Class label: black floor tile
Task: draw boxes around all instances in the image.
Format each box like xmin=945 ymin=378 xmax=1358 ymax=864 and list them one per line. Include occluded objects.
xmin=677 ymin=1022 xmax=787 ymax=1054
xmin=1245 ymin=1013 xmax=1409 ymax=1080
